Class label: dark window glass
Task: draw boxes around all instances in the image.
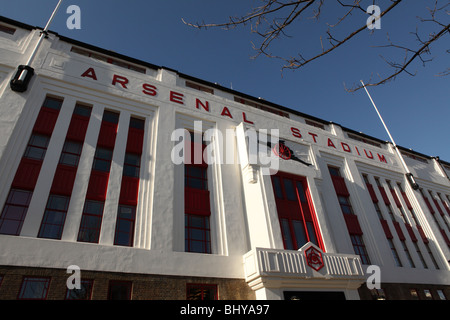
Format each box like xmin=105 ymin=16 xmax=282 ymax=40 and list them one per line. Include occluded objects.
xmin=77 ymin=200 xmax=104 ymax=243
xmin=129 ymin=117 xmax=145 ymax=129
xmin=17 ymin=277 xmax=50 ymax=300
xmin=24 ymin=134 xmax=50 ymax=160
xmin=102 ymin=111 xmax=119 ymax=124
xmin=92 ymin=148 xmax=113 ymax=172
xmin=114 ymin=205 xmax=136 ymax=247
xmin=59 ymin=140 xmax=83 ymax=166
xmin=43 ymin=97 xmax=63 ymax=110
xmin=185 ymin=214 xmax=211 ymax=253
xmin=123 ymin=153 xmax=140 ymax=178
xmin=38 ymin=195 xmax=70 ymax=239
xmin=0 ymin=189 xmax=33 ymax=235
xmin=108 ymin=281 xmax=132 ymax=300
xmin=186 ymin=284 xmax=218 ymax=300
xmin=65 ymin=279 xmax=94 ymax=300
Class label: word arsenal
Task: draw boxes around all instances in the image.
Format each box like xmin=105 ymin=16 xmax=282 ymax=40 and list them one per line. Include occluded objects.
xmin=80 ymin=67 xmax=389 ymax=165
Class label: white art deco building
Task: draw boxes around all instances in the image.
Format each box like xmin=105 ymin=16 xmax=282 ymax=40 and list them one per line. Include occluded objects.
xmin=0 ymin=16 xmax=449 ymax=300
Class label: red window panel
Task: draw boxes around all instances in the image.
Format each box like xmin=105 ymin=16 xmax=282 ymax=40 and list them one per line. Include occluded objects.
xmin=126 ymin=127 xmax=144 ymax=154
xmin=50 ymin=165 xmax=77 ymax=196
xmin=86 ymin=171 xmax=109 ymax=201
xmin=185 ymin=188 xmax=211 ymax=216
xmin=331 ymin=176 xmax=350 ymax=197
xmin=390 ymin=188 xmax=402 ymax=208
xmin=343 ymin=214 xmax=363 ymax=235
xmin=423 ymin=197 xmax=435 ymax=214
xmin=119 ymin=176 xmax=139 ymax=206
xmin=97 ymin=121 xmax=118 ymax=148
xmin=393 ymin=221 xmax=406 ymax=241
xmin=378 ymin=186 xmax=391 ymax=205
xmin=440 ymin=229 xmax=450 ymax=247
xmin=401 ymin=191 xmax=413 ymax=210
xmin=405 ymin=223 xmax=418 ymax=242
xmin=432 ymin=199 xmax=445 ymax=217
xmin=366 ymin=183 xmax=379 ymax=203
xmin=380 ymin=219 xmax=393 ymax=239
xmin=32 ymin=107 xmax=60 ymax=135
xmin=66 ymin=114 xmax=90 ymax=141
xmin=417 ymin=225 xmax=429 ymax=243
xmin=11 ymin=158 xmax=43 ymax=190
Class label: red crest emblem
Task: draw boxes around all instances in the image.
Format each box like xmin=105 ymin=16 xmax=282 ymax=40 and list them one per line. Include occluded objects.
xmin=273 ymin=142 xmax=292 ymax=160
xmin=305 ymin=246 xmax=324 ymax=272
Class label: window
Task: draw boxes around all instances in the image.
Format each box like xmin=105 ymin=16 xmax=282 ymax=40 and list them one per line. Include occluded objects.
xmin=42 ymin=96 xmax=64 ymax=110
xmin=338 ymin=196 xmax=354 ymax=215
xmin=185 ymin=166 xmax=208 ymax=190
xmin=424 ymin=289 xmax=433 ymax=300
xmin=77 ymin=200 xmax=104 ymax=243
xmin=401 ymin=241 xmax=415 ymax=268
xmin=305 ymin=119 xmax=325 ymax=130
xmin=17 ymin=277 xmax=50 ymax=300
xmin=65 ymin=279 xmax=94 ymax=300
xmin=38 ymin=195 xmax=70 ymax=239
xmin=424 ymin=242 xmax=440 ymax=269
xmin=234 ymin=96 xmax=290 ymax=118
xmin=23 ymin=134 xmax=50 ymax=160
xmin=347 ymin=133 xmax=382 ymax=148
xmin=123 ymin=153 xmax=141 ymax=178
xmin=129 ymin=117 xmax=145 ymax=130
xmin=370 ymin=288 xmax=386 ymax=300
xmin=185 ymin=215 xmax=211 ymax=254
xmin=328 ymin=166 xmax=341 ymax=177
xmin=271 ymin=173 xmax=321 ymax=250
xmin=388 ymin=239 xmax=402 ymax=267
xmin=0 ymin=189 xmax=33 ymax=235
xmin=186 ymin=284 xmax=218 ymax=300
xmin=71 ymin=47 xmax=146 ymax=74
xmin=92 ymin=148 xmax=113 ymax=172
xmin=413 ymin=242 xmax=428 ymax=269
xmin=436 ymin=290 xmax=447 ymax=300
xmin=73 ymin=104 xmax=92 ymax=117
xmin=410 ymin=289 xmax=420 ymax=300
xmin=350 ymin=235 xmax=371 ymax=264
xmin=108 ymin=281 xmax=132 ymax=300
xmin=186 ymin=81 xmax=214 ymax=94
xmin=0 ymin=24 xmax=16 ymax=35
xmin=59 ymin=140 xmax=83 ymax=166
xmin=114 ymin=205 xmax=136 ymax=246
xmin=102 ymin=110 xmax=119 ymax=124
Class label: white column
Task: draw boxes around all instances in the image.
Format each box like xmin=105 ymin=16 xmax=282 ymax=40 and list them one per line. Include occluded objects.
xmin=20 ymin=96 xmax=76 ymax=237
xmin=98 ymin=112 xmax=130 ymax=245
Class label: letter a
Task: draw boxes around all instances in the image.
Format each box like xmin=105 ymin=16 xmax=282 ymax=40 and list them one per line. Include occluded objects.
xmin=66 ymin=265 xmax=81 ymax=290
xmin=366 ymin=265 xmax=381 ymax=290
xmin=66 ymin=5 xmax=81 ymax=30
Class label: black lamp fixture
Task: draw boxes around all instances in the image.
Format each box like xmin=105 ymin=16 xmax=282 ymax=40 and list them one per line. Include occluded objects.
xmin=10 ymin=65 xmax=35 ymax=92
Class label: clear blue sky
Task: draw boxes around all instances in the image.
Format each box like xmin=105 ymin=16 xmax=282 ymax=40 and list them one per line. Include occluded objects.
xmin=1 ymin=0 xmax=449 ymax=161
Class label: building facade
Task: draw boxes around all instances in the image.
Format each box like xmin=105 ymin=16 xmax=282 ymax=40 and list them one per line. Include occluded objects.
xmin=0 ymin=16 xmax=449 ymax=300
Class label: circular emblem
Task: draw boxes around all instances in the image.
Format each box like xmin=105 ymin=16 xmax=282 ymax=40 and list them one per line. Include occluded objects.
xmin=273 ymin=143 xmax=291 ymax=160
xmin=305 ymin=246 xmax=324 ymax=272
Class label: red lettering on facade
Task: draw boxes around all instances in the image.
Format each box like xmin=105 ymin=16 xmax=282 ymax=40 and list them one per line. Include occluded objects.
xmin=142 ymin=83 xmax=157 ymax=96
xmin=242 ymin=112 xmax=254 ymax=124
xmin=112 ymin=75 xmax=129 ymax=89
xmin=378 ymin=154 xmax=387 ymax=163
xmin=221 ymin=107 xmax=233 ymax=119
xmin=341 ymin=142 xmax=351 ymax=153
xmin=308 ymin=132 xmax=318 ymax=143
xmin=327 ymin=138 xmax=336 ymax=148
xmin=364 ymin=149 xmax=374 ymax=159
xmin=81 ymin=67 xmax=97 ymax=81
xmin=170 ymin=91 xmax=184 ymax=105
xmin=291 ymin=127 xmax=302 ymax=138
xmin=355 ymin=146 xmax=360 ymax=156
xmin=196 ymin=99 xmax=209 ymax=112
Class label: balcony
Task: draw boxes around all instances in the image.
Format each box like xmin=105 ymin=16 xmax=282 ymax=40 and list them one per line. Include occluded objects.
xmin=243 ymin=243 xmax=366 ymax=291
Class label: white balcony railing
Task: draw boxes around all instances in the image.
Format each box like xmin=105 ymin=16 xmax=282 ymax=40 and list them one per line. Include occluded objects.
xmin=243 ymin=243 xmax=366 ymax=289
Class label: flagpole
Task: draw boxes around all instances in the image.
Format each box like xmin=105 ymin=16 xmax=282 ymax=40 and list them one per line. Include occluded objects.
xmin=360 ymin=80 xmax=419 ymax=190
xmin=10 ymin=0 xmax=64 ymax=92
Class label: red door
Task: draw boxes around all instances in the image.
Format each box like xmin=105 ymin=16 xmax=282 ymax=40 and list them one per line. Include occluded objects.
xmin=271 ymin=172 xmax=324 ymax=251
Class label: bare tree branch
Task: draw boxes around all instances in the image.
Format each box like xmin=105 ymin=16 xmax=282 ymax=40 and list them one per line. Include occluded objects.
xmin=182 ymin=0 xmax=449 ymax=92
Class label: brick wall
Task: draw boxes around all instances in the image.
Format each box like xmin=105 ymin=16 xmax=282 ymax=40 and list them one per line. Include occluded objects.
xmin=358 ymin=282 xmax=450 ymax=300
xmin=0 ymin=266 xmax=255 ymax=300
